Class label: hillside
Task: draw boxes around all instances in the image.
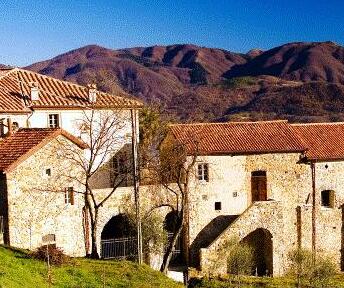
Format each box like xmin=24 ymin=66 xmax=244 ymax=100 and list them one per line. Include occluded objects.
xmin=26 ymin=41 xmax=344 ymax=122
xmin=225 ymin=41 xmax=344 ymax=83
xmin=0 ymin=246 xmax=182 ymax=288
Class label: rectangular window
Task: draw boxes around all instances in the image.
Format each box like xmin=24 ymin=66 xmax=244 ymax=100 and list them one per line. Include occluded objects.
xmin=321 ymin=190 xmax=335 ymax=208
xmin=65 ymin=187 xmax=74 ymax=205
xmin=215 ymin=202 xmax=222 ymax=210
xmin=48 ymin=114 xmax=59 ymax=128
xmin=197 ymin=163 xmax=209 ymax=182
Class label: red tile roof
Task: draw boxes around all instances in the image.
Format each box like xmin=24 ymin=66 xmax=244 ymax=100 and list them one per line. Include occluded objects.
xmin=0 ymin=128 xmax=87 ymax=172
xmin=0 ymin=68 xmax=143 ymax=113
xmin=292 ymin=123 xmax=344 ymax=161
xmin=169 ymin=120 xmax=306 ymax=155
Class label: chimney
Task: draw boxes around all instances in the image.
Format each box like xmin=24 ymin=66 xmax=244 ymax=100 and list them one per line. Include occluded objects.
xmin=87 ymin=84 xmax=97 ymax=103
xmin=7 ymin=118 xmax=12 ymax=136
xmin=30 ymin=82 xmax=39 ymax=101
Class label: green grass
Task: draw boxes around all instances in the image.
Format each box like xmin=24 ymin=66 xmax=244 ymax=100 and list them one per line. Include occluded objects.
xmin=189 ymin=274 xmax=344 ymax=287
xmin=0 ymin=246 xmax=183 ymax=288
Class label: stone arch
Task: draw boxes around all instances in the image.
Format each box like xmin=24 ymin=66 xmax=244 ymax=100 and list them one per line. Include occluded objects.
xmin=241 ymin=228 xmax=273 ymax=276
xmin=101 ymin=213 xmax=136 ymax=240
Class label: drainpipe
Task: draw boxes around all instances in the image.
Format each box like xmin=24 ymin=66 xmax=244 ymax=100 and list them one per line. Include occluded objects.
xmin=311 ymin=161 xmax=316 ymax=264
xmin=131 ymin=109 xmax=143 ymax=264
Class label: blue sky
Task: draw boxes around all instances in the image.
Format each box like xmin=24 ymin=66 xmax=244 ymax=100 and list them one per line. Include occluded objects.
xmin=0 ymin=0 xmax=343 ymax=66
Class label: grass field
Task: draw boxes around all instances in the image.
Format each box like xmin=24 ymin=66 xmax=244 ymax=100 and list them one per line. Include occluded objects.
xmin=189 ymin=274 xmax=344 ymax=288
xmin=0 ymin=246 xmax=183 ymax=288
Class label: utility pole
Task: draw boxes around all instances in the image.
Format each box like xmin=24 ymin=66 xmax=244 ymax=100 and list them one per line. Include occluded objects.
xmin=131 ymin=109 xmax=143 ymax=264
xmin=311 ymin=161 xmax=316 ymax=264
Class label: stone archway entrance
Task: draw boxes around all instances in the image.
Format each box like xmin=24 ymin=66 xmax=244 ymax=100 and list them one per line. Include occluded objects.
xmin=241 ymin=228 xmax=273 ymax=276
xmin=100 ymin=214 xmax=137 ymax=259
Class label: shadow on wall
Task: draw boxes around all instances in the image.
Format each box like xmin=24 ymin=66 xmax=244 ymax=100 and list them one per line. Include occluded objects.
xmin=89 ymin=143 xmax=133 ymax=189
xmin=190 ymin=215 xmax=239 ymax=268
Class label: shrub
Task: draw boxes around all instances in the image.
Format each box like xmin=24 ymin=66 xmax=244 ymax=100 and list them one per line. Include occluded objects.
xmin=31 ymin=245 xmax=70 ymax=266
xmin=227 ymin=243 xmax=254 ymax=276
xmin=311 ymin=256 xmax=337 ymax=288
xmin=288 ymin=248 xmax=314 ymax=282
xmin=288 ymin=248 xmax=337 ymax=288
xmin=221 ymin=77 xmax=257 ymax=89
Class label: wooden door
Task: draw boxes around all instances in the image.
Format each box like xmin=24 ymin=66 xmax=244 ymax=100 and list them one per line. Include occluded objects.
xmin=251 ymin=171 xmax=267 ymax=202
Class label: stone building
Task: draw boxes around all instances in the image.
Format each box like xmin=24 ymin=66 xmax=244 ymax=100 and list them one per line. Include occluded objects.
xmin=0 ymin=128 xmax=87 ymax=256
xmin=0 ymin=67 xmax=142 ymax=138
xmin=167 ymin=120 xmax=344 ymax=276
xmin=0 ymin=68 xmax=143 ymax=256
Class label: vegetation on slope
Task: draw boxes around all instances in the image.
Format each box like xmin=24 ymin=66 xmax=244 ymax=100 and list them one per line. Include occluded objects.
xmin=0 ymin=246 xmax=182 ymax=288
xmin=26 ymin=41 xmax=344 ymax=123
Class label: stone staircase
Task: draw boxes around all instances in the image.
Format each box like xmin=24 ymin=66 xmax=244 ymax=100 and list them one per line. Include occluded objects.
xmin=190 ymin=215 xmax=239 ymax=267
xmin=199 ymin=200 xmax=284 ymax=275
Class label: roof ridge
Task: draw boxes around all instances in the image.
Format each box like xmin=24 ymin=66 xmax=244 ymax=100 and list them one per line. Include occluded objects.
xmin=291 ymin=122 xmax=344 ymax=126
xmin=17 ymin=127 xmax=60 ymax=131
xmin=169 ymin=120 xmax=288 ymax=127
xmin=0 ymin=67 xmax=16 ymax=80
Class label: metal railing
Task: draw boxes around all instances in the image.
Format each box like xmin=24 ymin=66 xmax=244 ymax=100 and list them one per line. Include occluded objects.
xmin=167 ymin=232 xmax=182 ymax=261
xmin=101 ymin=236 xmax=137 ymax=260
xmin=100 ymin=232 xmax=182 ymax=262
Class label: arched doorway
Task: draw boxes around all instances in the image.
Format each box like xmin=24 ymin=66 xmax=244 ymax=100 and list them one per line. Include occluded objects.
xmin=241 ymin=228 xmax=273 ymax=276
xmin=101 ymin=214 xmax=137 ymax=259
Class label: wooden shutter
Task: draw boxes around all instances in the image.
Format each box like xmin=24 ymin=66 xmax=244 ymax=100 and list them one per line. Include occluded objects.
xmin=69 ymin=187 xmax=75 ymax=205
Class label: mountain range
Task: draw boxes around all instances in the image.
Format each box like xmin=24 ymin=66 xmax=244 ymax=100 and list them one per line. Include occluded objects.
xmin=25 ymin=41 xmax=344 ymax=122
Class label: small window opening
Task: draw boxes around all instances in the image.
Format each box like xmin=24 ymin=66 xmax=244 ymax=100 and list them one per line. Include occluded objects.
xmin=12 ymin=122 xmax=19 ymax=131
xmin=65 ymin=187 xmax=75 ymax=205
xmin=197 ymin=163 xmax=209 ymax=181
xmin=215 ymin=202 xmax=222 ymax=210
xmin=45 ymin=168 xmax=51 ymax=177
xmin=48 ymin=114 xmax=59 ymax=128
xmin=321 ymin=190 xmax=335 ymax=208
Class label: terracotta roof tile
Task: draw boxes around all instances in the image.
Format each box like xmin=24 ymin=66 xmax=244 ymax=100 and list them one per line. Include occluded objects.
xmin=292 ymin=123 xmax=344 ymax=161
xmin=0 ymin=68 xmax=143 ymax=112
xmin=0 ymin=128 xmax=86 ymax=172
xmin=169 ymin=120 xmax=306 ymax=155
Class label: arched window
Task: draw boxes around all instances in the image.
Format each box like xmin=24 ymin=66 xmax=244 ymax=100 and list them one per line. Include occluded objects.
xmin=321 ymin=190 xmax=335 ymax=208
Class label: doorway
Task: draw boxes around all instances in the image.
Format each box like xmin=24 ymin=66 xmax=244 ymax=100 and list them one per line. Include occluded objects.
xmin=251 ymin=171 xmax=267 ymax=202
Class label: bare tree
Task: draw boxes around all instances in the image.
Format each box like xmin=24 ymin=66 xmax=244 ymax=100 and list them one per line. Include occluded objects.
xmin=139 ymin=107 xmax=199 ymax=274
xmin=57 ymin=108 xmax=133 ymax=258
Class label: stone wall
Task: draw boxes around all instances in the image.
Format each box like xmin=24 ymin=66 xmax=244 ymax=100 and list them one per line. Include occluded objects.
xmin=190 ymin=152 xmax=344 ymax=275
xmin=5 ymin=136 xmax=86 ymax=256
